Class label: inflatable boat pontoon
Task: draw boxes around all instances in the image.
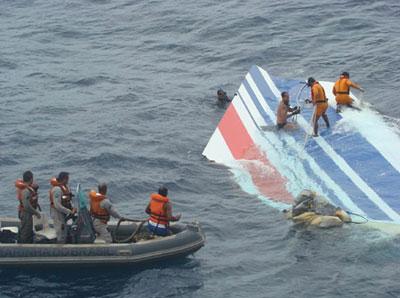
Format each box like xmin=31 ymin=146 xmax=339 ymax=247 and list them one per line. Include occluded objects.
xmin=0 ymin=217 xmax=205 ymax=267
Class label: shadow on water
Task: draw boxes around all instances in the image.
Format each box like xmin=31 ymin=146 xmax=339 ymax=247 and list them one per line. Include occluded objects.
xmin=0 ymin=257 xmax=203 ymax=297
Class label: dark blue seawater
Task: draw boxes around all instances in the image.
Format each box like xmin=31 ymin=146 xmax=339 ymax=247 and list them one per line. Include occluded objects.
xmin=1 ymin=0 xmax=400 ymax=297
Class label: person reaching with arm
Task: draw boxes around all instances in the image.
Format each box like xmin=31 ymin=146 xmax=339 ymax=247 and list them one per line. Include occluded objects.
xmin=145 ymin=186 xmax=181 ymax=236
xmin=307 ymin=77 xmax=330 ymax=137
xmin=276 ymin=91 xmax=300 ymax=130
xmin=89 ymin=183 xmax=123 ymax=243
xmin=333 ymin=71 xmax=364 ymax=113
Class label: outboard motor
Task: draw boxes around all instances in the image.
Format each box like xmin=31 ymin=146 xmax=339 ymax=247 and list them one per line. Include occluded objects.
xmin=69 ymin=210 xmax=95 ymax=244
xmin=70 ymin=184 xmax=96 ymax=244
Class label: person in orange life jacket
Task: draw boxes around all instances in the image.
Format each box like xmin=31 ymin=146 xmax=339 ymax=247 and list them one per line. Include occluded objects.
xmin=15 ymin=170 xmax=41 ymax=243
xmin=89 ymin=183 xmax=123 ymax=243
xmin=145 ymin=186 xmax=181 ymax=236
xmin=332 ymin=71 xmax=364 ymax=113
xmin=306 ymin=77 xmax=330 ymax=137
xmin=276 ymin=91 xmax=300 ymax=130
xmin=49 ymin=172 xmax=77 ymax=243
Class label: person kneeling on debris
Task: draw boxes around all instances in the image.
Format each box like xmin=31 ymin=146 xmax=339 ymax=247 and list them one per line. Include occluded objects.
xmin=145 ymin=186 xmax=181 ymax=236
xmin=276 ymin=91 xmax=300 ymax=130
xmin=333 ymin=71 xmax=364 ymax=113
xmin=89 ymin=183 xmax=123 ymax=243
xmin=285 ymin=190 xmax=351 ymax=228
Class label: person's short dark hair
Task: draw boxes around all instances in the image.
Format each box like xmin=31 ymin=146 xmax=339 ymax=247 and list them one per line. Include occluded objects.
xmin=57 ymin=171 xmax=69 ymax=182
xmin=281 ymin=91 xmax=289 ymax=97
xmin=23 ymin=170 xmax=33 ymax=183
xmin=217 ymin=89 xmax=224 ymax=96
xmin=341 ymin=71 xmax=350 ymax=78
xmin=98 ymin=183 xmax=107 ymax=195
xmin=158 ymin=185 xmax=168 ymax=197
xmin=307 ymin=77 xmax=315 ymax=86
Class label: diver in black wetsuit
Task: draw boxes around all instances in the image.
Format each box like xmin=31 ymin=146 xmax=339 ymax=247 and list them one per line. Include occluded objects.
xmin=217 ymin=89 xmax=231 ymax=104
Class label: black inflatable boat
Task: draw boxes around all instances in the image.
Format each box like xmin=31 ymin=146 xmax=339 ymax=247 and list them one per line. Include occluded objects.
xmin=0 ymin=217 xmax=205 ymax=267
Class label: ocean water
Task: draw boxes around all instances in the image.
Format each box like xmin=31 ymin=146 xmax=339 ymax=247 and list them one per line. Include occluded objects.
xmin=1 ymin=0 xmax=400 ymax=297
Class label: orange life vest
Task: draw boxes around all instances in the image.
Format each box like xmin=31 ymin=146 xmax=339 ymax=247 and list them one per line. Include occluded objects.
xmin=89 ymin=190 xmax=110 ymax=222
xmin=334 ymin=77 xmax=350 ymax=95
xmin=311 ymin=82 xmax=327 ymax=104
xmin=49 ymin=177 xmax=73 ymax=210
xmin=15 ymin=179 xmax=38 ymax=211
xmin=148 ymin=193 xmax=170 ymax=226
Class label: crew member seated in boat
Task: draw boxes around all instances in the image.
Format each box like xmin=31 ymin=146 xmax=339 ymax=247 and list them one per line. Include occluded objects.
xmin=217 ymin=89 xmax=231 ymax=104
xmin=145 ymin=186 xmax=181 ymax=236
xmin=307 ymin=77 xmax=330 ymax=137
xmin=332 ymin=71 xmax=364 ymax=113
xmin=15 ymin=171 xmax=41 ymax=243
xmin=49 ymin=172 xmax=76 ymax=243
xmin=89 ymin=183 xmax=123 ymax=243
xmin=276 ymin=91 xmax=300 ymax=130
